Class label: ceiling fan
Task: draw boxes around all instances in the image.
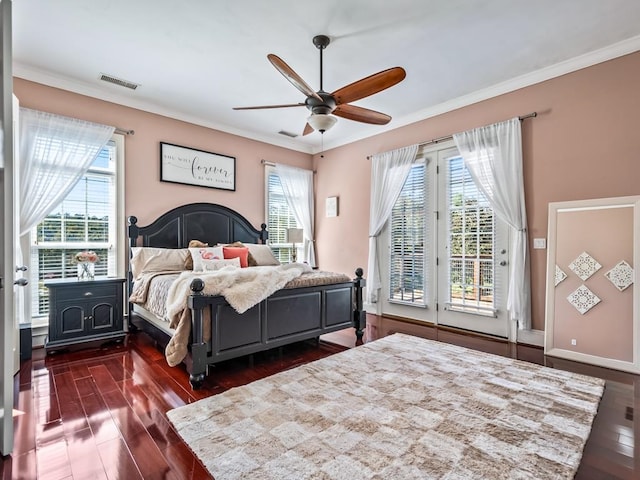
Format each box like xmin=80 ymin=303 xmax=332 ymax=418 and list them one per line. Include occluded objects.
xmin=233 ymin=34 xmax=406 ymax=135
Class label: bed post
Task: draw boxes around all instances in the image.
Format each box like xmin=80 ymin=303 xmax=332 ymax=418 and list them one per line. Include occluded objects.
xmin=187 ymin=278 xmax=207 ymax=389
xmin=353 ymin=268 xmax=366 ymax=341
xmin=127 ymin=216 xmax=139 ymax=332
xmin=259 ymin=223 xmax=268 ymax=244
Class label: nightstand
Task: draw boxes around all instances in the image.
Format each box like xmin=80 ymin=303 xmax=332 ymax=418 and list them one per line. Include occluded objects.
xmin=44 ymin=277 xmax=126 ymax=353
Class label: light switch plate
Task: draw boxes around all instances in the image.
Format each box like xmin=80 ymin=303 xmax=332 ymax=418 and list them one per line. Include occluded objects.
xmin=533 ymin=238 xmax=546 ymax=249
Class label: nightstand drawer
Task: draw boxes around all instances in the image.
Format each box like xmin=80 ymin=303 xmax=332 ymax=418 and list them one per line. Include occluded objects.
xmin=58 ymin=283 xmax=119 ymax=301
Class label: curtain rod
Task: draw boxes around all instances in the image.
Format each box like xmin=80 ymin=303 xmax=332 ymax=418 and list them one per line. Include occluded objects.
xmin=115 ymin=127 xmax=134 ymax=135
xmin=366 ymin=111 xmax=537 ymax=160
xmin=261 ymin=159 xmax=316 ymax=174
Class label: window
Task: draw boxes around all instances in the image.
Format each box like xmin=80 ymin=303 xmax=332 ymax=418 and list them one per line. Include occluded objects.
xmin=389 ymin=162 xmax=426 ymax=304
xmin=30 ymin=137 xmax=124 ymax=320
xmin=265 ymin=167 xmax=301 ymax=262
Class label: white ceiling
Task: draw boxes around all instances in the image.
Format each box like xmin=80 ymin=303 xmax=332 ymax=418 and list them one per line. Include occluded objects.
xmin=12 ymin=0 xmax=640 ymax=154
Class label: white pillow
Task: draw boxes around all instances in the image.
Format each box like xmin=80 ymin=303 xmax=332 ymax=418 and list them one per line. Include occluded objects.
xmin=189 ymin=246 xmax=224 ymax=271
xmin=245 ymin=244 xmax=281 ymax=266
xmin=130 ymin=247 xmax=189 ymax=279
xmin=202 ymin=257 xmax=241 ymax=271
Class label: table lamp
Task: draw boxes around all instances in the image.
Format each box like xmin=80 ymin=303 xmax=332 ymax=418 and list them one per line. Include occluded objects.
xmin=286 ymin=228 xmax=304 ymax=263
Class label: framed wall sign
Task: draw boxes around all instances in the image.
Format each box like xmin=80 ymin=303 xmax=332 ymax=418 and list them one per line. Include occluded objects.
xmin=160 ymin=142 xmax=236 ymax=191
xmin=326 ymin=196 xmax=338 ymax=217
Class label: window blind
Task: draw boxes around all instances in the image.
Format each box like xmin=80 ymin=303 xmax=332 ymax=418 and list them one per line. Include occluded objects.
xmin=389 ymin=162 xmax=426 ymax=304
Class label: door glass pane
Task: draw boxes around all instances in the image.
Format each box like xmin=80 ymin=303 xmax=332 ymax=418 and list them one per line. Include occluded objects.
xmin=447 ymin=156 xmax=495 ymax=313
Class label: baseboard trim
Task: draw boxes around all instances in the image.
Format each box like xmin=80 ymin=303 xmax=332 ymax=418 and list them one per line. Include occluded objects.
xmin=516 ymin=328 xmax=544 ymax=347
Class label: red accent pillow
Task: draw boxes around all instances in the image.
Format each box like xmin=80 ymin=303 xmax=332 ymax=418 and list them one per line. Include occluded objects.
xmin=223 ymin=246 xmax=249 ymax=268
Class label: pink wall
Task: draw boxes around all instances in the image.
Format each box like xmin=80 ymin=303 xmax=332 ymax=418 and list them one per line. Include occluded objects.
xmin=553 ymin=207 xmax=633 ymax=361
xmin=15 ymin=50 xmax=640 ymax=333
xmin=13 ymin=79 xmax=312 ymax=229
xmin=314 ymin=51 xmax=640 ymax=331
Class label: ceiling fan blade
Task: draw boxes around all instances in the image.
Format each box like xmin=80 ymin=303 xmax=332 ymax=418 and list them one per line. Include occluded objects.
xmin=332 ymin=67 xmax=406 ymax=105
xmin=333 ymin=104 xmax=391 ymax=125
xmin=268 ymin=54 xmax=323 ymax=102
xmin=233 ymin=103 xmax=305 ymax=110
xmin=302 ymin=123 xmax=314 ymax=136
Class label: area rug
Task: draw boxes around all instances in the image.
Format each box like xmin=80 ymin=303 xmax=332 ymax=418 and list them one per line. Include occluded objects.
xmin=167 ymin=333 xmax=605 ymax=479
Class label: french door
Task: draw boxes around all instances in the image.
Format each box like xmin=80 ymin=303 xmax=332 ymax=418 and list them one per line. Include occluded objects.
xmin=379 ymin=143 xmax=509 ymax=338
xmin=436 ymin=147 xmax=509 ymax=338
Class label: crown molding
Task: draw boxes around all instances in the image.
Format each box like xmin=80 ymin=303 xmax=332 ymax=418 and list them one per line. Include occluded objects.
xmin=14 ymin=33 xmax=640 ymax=156
xmin=318 ymin=34 xmax=640 ymax=154
xmin=12 ymin=64 xmax=314 ymax=154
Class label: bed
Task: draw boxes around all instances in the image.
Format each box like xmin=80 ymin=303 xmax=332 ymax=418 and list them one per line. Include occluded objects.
xmin=127 ymin=202 xmax=365 ymax=389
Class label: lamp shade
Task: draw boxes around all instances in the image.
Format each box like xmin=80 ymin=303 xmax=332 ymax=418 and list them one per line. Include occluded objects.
xmin=307 ymin=113 xmax=337 ymax=133
xmin=286 ymin=227 xmax=304 ymax=244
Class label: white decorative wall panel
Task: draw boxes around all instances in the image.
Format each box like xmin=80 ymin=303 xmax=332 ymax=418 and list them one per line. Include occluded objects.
xmin=567 ymin=284 xmax=601 ymax=315
xmin=555 ymin=265 xmax=567 ymax=287
xmin=569 ymin=252 xmax=602 ymax=281
xmin=605 ymin=260 xmax=634 ymax=292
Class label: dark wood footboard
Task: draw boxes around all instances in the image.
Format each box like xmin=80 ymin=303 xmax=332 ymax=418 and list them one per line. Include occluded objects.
xmin=186 ymin=269 xmax=366 ymax=389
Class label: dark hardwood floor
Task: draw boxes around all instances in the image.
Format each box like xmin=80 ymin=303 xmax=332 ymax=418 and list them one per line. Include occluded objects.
xmin=1 ymin=315 xmax=638 ymax=479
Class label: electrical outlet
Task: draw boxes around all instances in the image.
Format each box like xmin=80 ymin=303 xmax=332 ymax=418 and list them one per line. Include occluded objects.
xmin=571 ymin=339 xmax=577 ymax=346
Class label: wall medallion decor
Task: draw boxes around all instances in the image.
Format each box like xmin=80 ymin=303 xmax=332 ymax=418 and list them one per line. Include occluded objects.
xmin=605 ymin=260 xmax=634 ymax=292
xmin=160 ymin=142 xmax=236 ymax=191
xmin=555 ymin=265 xmax=567 ymax=287
xmin=568 ymin=251 xmax=601 ymax=281
xmin=566 ymin=284 xmax=601 ymax=315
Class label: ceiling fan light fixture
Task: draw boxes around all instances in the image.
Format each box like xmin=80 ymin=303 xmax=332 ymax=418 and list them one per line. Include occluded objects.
xmin=307 ymin=113 xmax=337 ymax=133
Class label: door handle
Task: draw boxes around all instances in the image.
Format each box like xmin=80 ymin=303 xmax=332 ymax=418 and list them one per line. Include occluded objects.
xmin=14 ymin=278 xmax=29 ymax=286
xmin=499 ymin=260 xmax=507 ymax=266
xmin=15 ymin=265 xmax=28 ymax=272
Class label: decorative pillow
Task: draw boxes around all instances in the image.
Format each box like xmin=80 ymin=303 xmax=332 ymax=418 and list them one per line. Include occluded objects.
xmin=185 ymin=239 xmax=209 ymax=270
xmin=245 ymin=244 xmax=280 ymax=266
xmin=223 ymin=246 xmax=250 ymax=268
xmin=220 ymin=241 xmax=258 ymax=267
xmin=202 ymin=257 xmax=241 ymax=271
xmin=130 ymin=247 xmax=189 ymax=280
xmin=189 ymin=246 xmax=224 ymax=272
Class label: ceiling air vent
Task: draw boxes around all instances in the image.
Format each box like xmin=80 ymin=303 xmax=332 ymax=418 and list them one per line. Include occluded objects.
xmin=278 ymin=130 xmax=298 ymax=138
xmin=99 ymin=73 xmax=140 ymax=90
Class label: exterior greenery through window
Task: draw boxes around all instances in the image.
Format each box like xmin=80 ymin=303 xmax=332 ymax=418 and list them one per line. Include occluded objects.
xmin=31 ymin=141 xmax=118 ymax=317
xmin=390 ymin=162 xmax=426 ymax=304
xmin=266 ymin=169 xmax=301 ymax=262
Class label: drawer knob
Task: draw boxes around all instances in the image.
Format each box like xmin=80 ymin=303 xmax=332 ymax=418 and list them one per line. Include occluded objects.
xmin=84 ymin=292 xmax=93 ymax=297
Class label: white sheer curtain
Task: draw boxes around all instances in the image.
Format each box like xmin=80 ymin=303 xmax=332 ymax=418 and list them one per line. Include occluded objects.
xmin=453 ymin=117 xmax=531 ymax=329
xmin=366 ymin=144 xmax=418 ymax=304
xmin=273 ymin=163 xmax=316 ymax=267
xmin=17 ymin=108 xmax=114 ymax=324
xmin=19 ymin=108 xmax=115 ymax=235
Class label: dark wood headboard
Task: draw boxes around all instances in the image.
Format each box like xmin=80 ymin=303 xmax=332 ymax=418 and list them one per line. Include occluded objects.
xmin=126 ymin=203 xmax=268 ymax=324
xmin=127 ymin=202 xmax=268 ymax=249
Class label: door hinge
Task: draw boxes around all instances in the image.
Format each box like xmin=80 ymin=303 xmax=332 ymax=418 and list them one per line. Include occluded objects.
xmin=436 ymin=211 xmax=439 ymax=220
xmin=436 ymin=302 xmax=439 ymax=311
xmin=436 ymin=165 xmax=440 ymax=174
xmin=436 ymin=257 xmax=439 ymax=266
